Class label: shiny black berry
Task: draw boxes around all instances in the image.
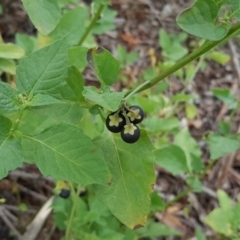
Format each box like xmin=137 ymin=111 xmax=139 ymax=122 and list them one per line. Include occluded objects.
xmin=59 ymin=189 xmax=70 ymax=199
xmin=106 ymin=112 xmax=125 ymax=133
xmin=127 ymin=106 xmax=144 ymax=124
xmin=121 ymin=123 xmax=140 ymax=144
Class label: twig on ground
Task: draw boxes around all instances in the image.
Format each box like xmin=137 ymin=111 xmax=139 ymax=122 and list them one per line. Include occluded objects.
xmin=18 ymin=185 xmax=47 ymax=202
xmin=22 ymin=196 xmax=55 ymax=240
xmin=0 ymin=207 xmax=22 ymax=240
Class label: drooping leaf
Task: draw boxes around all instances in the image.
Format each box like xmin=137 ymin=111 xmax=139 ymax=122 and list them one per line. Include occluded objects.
xmin=154 ymin=145 xmax=188 ymax=175
xmin=21 ymin=0 xmax=61 ymax=36
xmin=50 ymin=7 xmax=88 ymax=45
xmin=21 ymin=123 xmax=111 ymax=185
xmin=208 ymin=133 xmax=240 ymax=159
xmin=93 ymin=130 xmax=155 ymax=229
xmin=0 ymin=81 xmax=20 ymax=114
xmin=87 ymin=47 xmax=120 ymax=85
xmin=0 ymin=58 xmax=16 ymax=75
xmin=82 ymin=86 xmax=125 ymax=111
xmin=0 ymin=43 xmax=25 ymax=59
xmin=16 ymin=37 xmax=68 ymax=96
xmin=176 ymin=0 xmax=228 ymax=40
xmin=0 ymin=116 xmax=24 ymax=179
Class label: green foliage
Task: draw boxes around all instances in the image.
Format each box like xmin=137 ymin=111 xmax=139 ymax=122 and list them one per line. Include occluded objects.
xmin=1 ymin=0 xmax=240 ymax=239
xmin=204 ymin=190 xmax=240 ymax=238
xmin=21 ymin=0 xmax=61 ymax=36
xmin=87 ymin=47 xmax=120 ymax=85
xmin=177 ymin=0 xmax=228 ymax=40
xmin=208 ymin=133 xmax=240 ymax=159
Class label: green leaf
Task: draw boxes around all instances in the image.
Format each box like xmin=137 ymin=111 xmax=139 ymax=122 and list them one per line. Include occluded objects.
xmin=68 ymin=47 xmax=88 ymax=70
xmin=65 ymin=66 xmax=85 ymax=103
xmin=82 ymin=86 xmax=125 ymax=111
xmin=0 ymin=116 xmax=24 ymax=179
xmin=174 ymin=128 xmax=203 ymax=173
xmin=196 ymin=227 xmax=206 ymax=240
xmin=16 ymin=37 xmax=68 ymax=96
xmin=87 ymin=47 xmax=120 ymax=85
xmin=186 ymin=176 xmax=203 ymax=192
xmin=143 ymin=117 xmax=180 ymax=133
xmin=204 ymin=208 xmax=233 ymax=236
xmin=212 ymin=88 xmax=237 ymax=109
xmin=50 ymin=7 xmax=88 ymax=45
xmin=0 ymin=43 xmax=25 ymax=59
xmin=21 ymin=0 xmax=61 ymax=36
xmin=18 ymin=102 xmax=84 ymax=136
xmin=159 ymin=29 xmax=171 ymax=50
xmin=30 ymin=94 xmax=63 ymax=107
xmin=93 ymin=130 xmax=155 ymax=229
xmin=154 ymin=145 xmax=188 ymax=175
xmin=0 ymin=58 xmax=16 ymax=75
xmin=136 ymin=220 xmax=181 ymax=237
xmin=0 ymin=81 xmax=20 ymax=114
xmin=176 ymin=0 xmax=228 ymax=40
xmin=208 ymin=133 xmax=240 ymax=159
xmin=150 ymin=191 xmax=165 ymax=212
xmin=15 ymin=33 xmax=37 ymax=55
xmin=208 ymin=51 xmax=230 ymax=65
xmin=229 ymin=0 xmax=240 ymax=20
xmin=217 ymin=190 xmax=232 ymax=211
xmin=21 ymin=123 xmax=111 ymax=185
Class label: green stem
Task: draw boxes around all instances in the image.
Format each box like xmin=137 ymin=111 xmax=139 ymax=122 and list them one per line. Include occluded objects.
xmin=78 ymin=4 xmax=105 ymax=46
xmin=125 ymin=22 xmax=240 ymax=97
xmin=65 ymin=183 xmax=81 ymax=239
xmin=165 ymin=188 xmax=191 ymax=207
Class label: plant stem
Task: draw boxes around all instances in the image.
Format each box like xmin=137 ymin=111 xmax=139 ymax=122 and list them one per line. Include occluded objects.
xmin=165 ymin=188 xmax=191 ymax=207
xmin=125 ymin=22 xmax=240 ymax=97
xmin=78 ymin=4 xmax=105 ymax=46
xmin=65 ymin=183 xmax=81 ymax=239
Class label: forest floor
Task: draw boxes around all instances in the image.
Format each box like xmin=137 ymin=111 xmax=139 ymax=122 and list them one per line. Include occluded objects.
xmin=0 ymin=0 xmax=240 ymax=239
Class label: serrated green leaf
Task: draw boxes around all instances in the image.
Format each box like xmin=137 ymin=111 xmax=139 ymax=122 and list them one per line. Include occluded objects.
xmin=16 ymin=37 xmax=68 ymax=96
xmin=0 ymin=58 xmax=16 ymax=75
xmin=87 ymin=47 xmax=120 ymax=85
xmin=50 ymin=7 xmax=88 ymax=45
xmin=68 ymin=47 xmax=88 ymax=70
xmin=21 ymin=123 xmax=111 ymax=185
xmin=21 ymin=0 xmax=61 ymax=36
xmin=230 ymin=0 xmax=240 ymax=20
xmin=93 ymin=130 xmax=155 ymax=229
xmin=208 ymin=133 xmax=240 ymax=159
xmin=177 ymin=0 xmax=228 ymax=40
xmin=154 ymin=145 xmax=188 ymax=175
xmin=15 ymin=33 xmax=37 ymax=55
xmin=0 ymin=81 xmax=19 ymax=114
xmin=0 ymin=116 xmax=24 ymax=179
xmin=174 ymin=128 xmax=203 ymax=173
xmin=0 ymin=43 xmax=25 ymax=59
xmin=82 ymin=86 xmax=125 ymax=111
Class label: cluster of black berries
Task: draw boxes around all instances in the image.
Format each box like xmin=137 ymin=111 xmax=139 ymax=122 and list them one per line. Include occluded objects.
xmin=59 ymin=188 xmax=87 ymax=199
xmin=105 ymin=105 xmax=144 ymax=144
